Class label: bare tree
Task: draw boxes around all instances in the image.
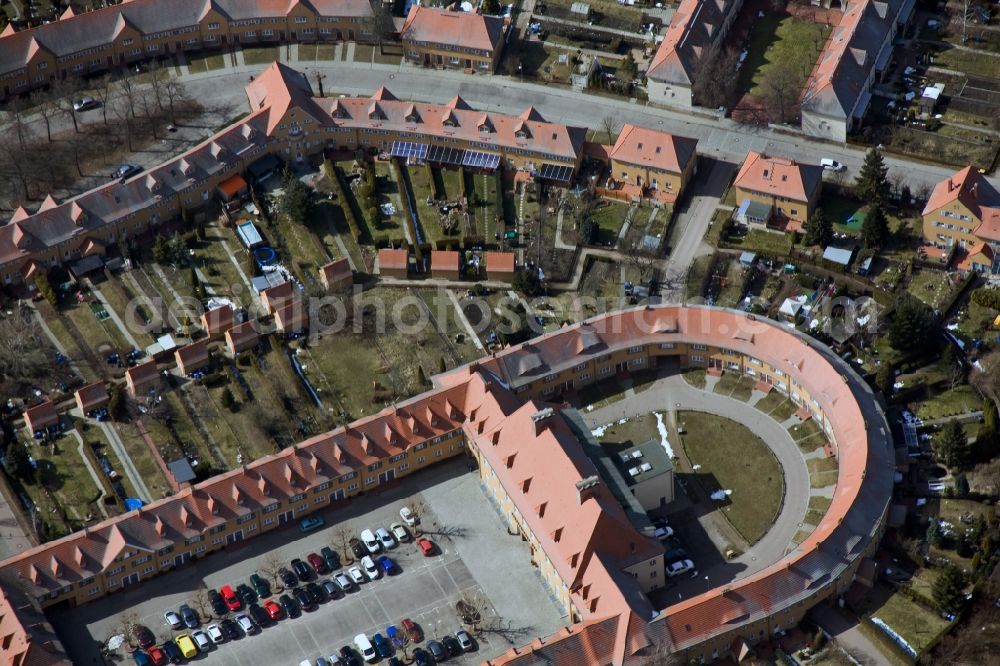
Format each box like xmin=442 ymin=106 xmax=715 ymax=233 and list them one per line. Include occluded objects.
xmin=35 ymin=92 xmax=60 ymax=142
xmin=147 ymin=61 xmax=167 ymax=112
xmin=92 ymin=75 xmax=115 ymax=126
xmin=407 ymin=497 xmax=428 ymax=535
xmin=0 ymin=134 xmax=35 ymax=201
xmin=692 ymin=47 xmax=740 ymax=109
xmin=333 ymin=525 xmax=355 ymax=564
xmin=190 ymin=582 xmax=215 ymax=620
xmin=50 ymin=78 xmax=83 ymax=134
xmin=116 ymin=610 xmax=142 ymax=648
xmin=162 ymin=78 xmax=187 ymax=125
xmin=622 ymin=224 xmax=660 ymax=283
xmin=0 ymin=306 xmax=52 ymax=391
xmin=117 ymin=76 xmax=140 ymax=120
xmin=600 ymin=115 xmax=621 ymax=145
xmin=759 ymin=61 xmax=801 ymax=124
xmin=259 ymin=550 xmax=286 ymax=591
xmin=111 ymin=95 xmax=135 ymax=152
xmin=2 ymin=99 xmax=29 ymax=148
xmin=456 ymin=591 xmax=489 ymax=633
xmin=139 ymin=93 xmax=160 ymax=140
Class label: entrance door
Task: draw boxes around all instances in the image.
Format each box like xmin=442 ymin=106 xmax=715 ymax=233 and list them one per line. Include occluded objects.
xmin=226 ymin=531 xmax=244 ymax=545
xmin=331 ymin=489 xmax=345 ymax=501
xmin=122 ymin=573 xmax=139 ymax=587
xmin=378 ymin=469 xmax=395 ymax=484
xmin=174 ymin=552 xmax=191 ymax=567
xmin=278 ymin=510 xmax=293 ymax=524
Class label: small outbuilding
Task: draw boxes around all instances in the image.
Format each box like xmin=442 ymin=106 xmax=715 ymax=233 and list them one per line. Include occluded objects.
xmin=485 ymin=251 xmax=516 ymax=282
xmin=24 ymin=400 xmax=59 ymax=433
xmin=201 ymin=304 xmax=235 ymax=337
xmin=822 ymin=246 xmax=856 ymax=269
xmin=431 ymin=250 xmax=461 ymax=280
xmin=126 ymin=360 xmax=160 ymax=397
xmin=217 ymin=175 xmax=250 ymax=211
xmin=260 ymin=280 xmax=294 ymax=314
xmin=274 ymin=301 xmax=309 ymax=334
xmin=319 ymin=258 xmax=353 ymax=291
xmin=175 ymin=339 xmax=210 ymax=376
xmin=226 ymin=320 xmax=260 ymax=354
xmin=74 ymin=381 xmax=110 ymax=414
xmin=378 ymin=249 xmax=410 ymax=279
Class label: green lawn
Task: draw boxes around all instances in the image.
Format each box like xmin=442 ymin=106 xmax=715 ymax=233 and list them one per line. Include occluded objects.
xmin=931 ymin=47 xmax=1000 ymax=79
xmin=353 ymin=44 xmax=374 ymax=63
xmin=914 ymin=384 xmax=982 ymax=420
xmin=243 ymin=47 xmax=280 ymax=66
xmin=682 ymin=368 xmax=706 ymax=390
xmin=679 ymin=411 xmax=785 ymax=544
xmin=187 ymin=53 xmax=227 ymax=73
xmin=587 ymin=200 xmax=630 ymax=247
xmin=755 ymin=391 xmax=793 ymax=418
xmin=22 ymin=436 xmax=104 ymax=539
xmin=820 ymin=193 xmax=865 ymax=232
xmin=805 ymin=495 xmax=832 ymax=526
xmin=808 ymin=456 xmax=839 ymax=488
xmin=594 ymin=413 xmax=662 ymax=448
xmin=727 ymin=229 xmax=793 ymax=257
xmin=740 ymin=15 xmax=831 ymax=97
xmin=869 ymin=591 xmax=950 ymax=658
xmin=909 ymin=269 xmax=954 ymax=311
xmin=788 ymin=417 xmax=822 ymax=442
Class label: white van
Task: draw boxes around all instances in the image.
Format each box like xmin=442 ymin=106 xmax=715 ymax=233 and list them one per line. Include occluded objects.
xmin=354 ymin=633 xmax=377 ymax=663
xmin=360 ymin=529 xmax=380 ymax=554
xmin=820 ymin=158 xmax=846 ymax=172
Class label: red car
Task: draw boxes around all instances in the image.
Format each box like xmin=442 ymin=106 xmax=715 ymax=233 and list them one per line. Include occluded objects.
xmin=220 ymin=584 xmax=242 ymax=611
xmin=416 ymin=538 xmax=435 ymax=557
xmin=145 ymin=645 xmax=167 ymax=666
xmin=402 ymin=618 xmax=422 ymax=643
xmin=263 ymin=599 xmax=283 ymax=621
xmin=307 ymin=552 xmax=328 ymax=574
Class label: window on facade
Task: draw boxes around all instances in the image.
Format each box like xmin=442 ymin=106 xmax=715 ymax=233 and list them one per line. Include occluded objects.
xmin=208 ymin=22 xmax=220 ymax=29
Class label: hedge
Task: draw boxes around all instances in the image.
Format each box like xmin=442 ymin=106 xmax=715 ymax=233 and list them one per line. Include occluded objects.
xmin=970 ymin=286 xmax=1000 ymax=311
xmin=326 ymin=159 xmax=370 ymax=243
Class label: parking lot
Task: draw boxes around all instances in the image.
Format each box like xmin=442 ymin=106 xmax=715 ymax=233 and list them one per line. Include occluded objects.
xmin=50 ymin=459 xmax=566 ymax=665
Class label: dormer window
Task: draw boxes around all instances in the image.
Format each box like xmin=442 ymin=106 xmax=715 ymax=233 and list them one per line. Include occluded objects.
xmin=637 ymin=142 xmax=643 ymax=150
xmin=406 ymin=112 xmax=419 ymax=123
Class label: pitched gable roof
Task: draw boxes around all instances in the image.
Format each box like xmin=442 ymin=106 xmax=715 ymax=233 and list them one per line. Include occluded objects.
xmin=609 ymin=124 xmax=698 ymax=174
xmin=734 ymin=151 xmax=822 ymax=203
xmin=400 ymin=5 xmax=506 ymax=54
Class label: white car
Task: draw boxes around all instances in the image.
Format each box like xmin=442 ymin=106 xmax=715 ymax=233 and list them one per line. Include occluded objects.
xmin=361 ymin=555 xmax=380 ymax=580
xmin=820 ymin=158 xmax=846 ymax=172
xmin=191 ymin=630 xmax=212 ymax=651
xmin=164 ymin=610 xmax=183 ymax=629
xmin=375 ymin=526 xmax=396 ymax=549
xmin=334 ymin=571 xmax=355 ymax=592
xmin=666 ymin=559 xmax=695 ymax=577
xmin=206 ymin=623 xmax=224 ymax=644
xmin=348 ymin=565 xmax=366 ymax=585
xmin=360 ymin=529 xmax=380 ymax=554
xmin=235 ymin=613 xmax=257 ymax=635
xmin=399 ymin=506 xmax=417 ymax=527
xmin=354 ymin=633 xmax=377 ymax=663
xmin=654 ymin=526 xmax=674 ymax=540
xmin=390 ymin=522 xmax=410 ymax=542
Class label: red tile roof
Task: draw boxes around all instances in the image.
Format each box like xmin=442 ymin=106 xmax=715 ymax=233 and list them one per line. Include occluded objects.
xmin=431 ymin=250 xmax=460 ymax=272
xmin=319 ymin=258 xmax=352 ymax=289
xmin=216 ymin=174 xmax=248 ymax=200
xmin=734 ymin=151 xmax=822 ymax=204
xmin=274 ymin=301 xmax=308 ymax=332
xmin=609 ymin=124 xmax=698 ymax=174
xmin=400 ymin=6 xmax=506 ymax=54
xmin=260 ymin=280 xmax=293 ymax=313
xmin=201 ymin=304 xmax=235 ymax=337
xmin=225 ymin=320 xmax=260 ymax=354
xmin=74 ymin=382 xmax=110 ymax=413
xmin=125 ymin=360 xmax=159 ymax=392
xmin=923 ymin=166 xmax=1000 ymax=243
xmin=378 ymin=248 xmax=409 ymax=272
xmin=174 ymin=339 xmax=209 ymax=373
xmin=24 ymin=401 xmax=58 ymax=432
xmin=486 ymin=251 xmax=516 ymax=275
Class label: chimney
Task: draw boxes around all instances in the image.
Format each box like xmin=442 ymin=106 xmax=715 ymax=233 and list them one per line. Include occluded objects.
xmin=948 ymin=178 xmax=954 ymax=192
xmin=575 ymin=475 xmax=601 ymax=504
xmin=971 ymin=182 xmax=979 ymax=198
xmin=531 ymin=407 xmax=555 ymax=435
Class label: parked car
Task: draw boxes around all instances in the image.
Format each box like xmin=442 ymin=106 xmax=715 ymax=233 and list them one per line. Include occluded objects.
xmin=146 ymin=645 xmax=167 ymax=666
xmin=249 ymin=603 xmax=272 ymax=627
xmin=354 ymin=633 xmax=377 ymax=663
xmin=360 ymin=529 xmax=380 ymax=554
xmin=664 ymin=547 xmax=689 ymax=565
xmin=160 ymin=641 xmax=182 ymax=665
xmin=219 ymin=618 xmax=241 ymax=641
xmin=190 ymin=630 xmax=212 ymax=652
xmin=399 ymin=506 xmax=417 ymax=527
xmin=291 ymin=558 xmax=312 ymax=581
xmin=220 ymin=584 xmax=242 ymax=611
xmin=279 ymin=567 xmax=298 ymax=588
xmin=174 ymin=634 xmax=197 ymax=659
xmin=234 ymin=613 xmax=257 ymax=635
xmin=263 ymin=599 xmax=283 ymax=620
xmin=442 ymin=635 xmax=462 ymax=657
xmin=375 ymin=527 xmax=396 ymax=549
xmin=821 ymin=158 xmax=846 ymax=172
xmin=306 ymin=581 xmax=328 ymax=604
xmin=295 ymin=587 xmax=315 ymax=611
xmin=416 ymin=538 xmax=435 ymax=556
xmin=206 ymin=624 xmax=224 ymax=644
xmin=372 ymin=632 xmax=393 ymax=658
xmin=348 ymin=565 xmax=366 ymax=585
xmin=334 ymin=571 xmax=355 ymax=592
xmin=163 ymin=610 xmax=182 ymax=630
xmin=300 ymin=515 xmax=325 ymax=532
xmin=455 ymin=628 xmax=474 ymax=651
xmin=654 ymin=525 xmax=674 ymax=540
xmin=208 ymin=589 xmax=228 ymax=617
xmin=250 ymin=573 xmax=271 ymax=598
xmin=401 ymin=618 xmax=422 ymax=643
xmin=412 ymin=647 xmax=431 ymax=666
xmin=280 ymin=593 xmax=301 ymax=618
xmin=339 ymin=645 xmax=362 ymax=666
xmin=236 ymin=583 xmax=257 ymax=606
xmin=321 ymin=546 xmax=341 ymax=571
xmin=322 ymin=579 xmax=342 ymax=599
xmin=427 ymin=640 xmax=446 ymax=661
xmin=666 ymin=559 xmax=695 ymax=576
xmin=131 ymin=649 xmax=152 ymax=666
xmin=178 ymin=604 xmax=199 ymax=629
xmin=389 ymin=523 xmax=409 ymax=542
xmin=307 ymin=552 xmax=328 ymax=574
xmin=114 ymin=164 xmax=142 ymax=180
xmin=386 ymin=624 xmax=400 ymax=647
xmin=132 ymin=624 xmax=156 ymax=648
xmin=73 ymin=97 xmax=99 ymax=112
xmin=377 ymin=555 xmax=399 ymax=575
xmin=361 ymin=555 xmax=380 ymax=580
xmin=349 ymin=537 xmax=367 ymax=560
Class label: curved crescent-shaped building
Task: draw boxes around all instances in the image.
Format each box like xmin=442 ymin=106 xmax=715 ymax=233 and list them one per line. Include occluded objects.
xmin=0 ymin=306 xmax=893 ymax=666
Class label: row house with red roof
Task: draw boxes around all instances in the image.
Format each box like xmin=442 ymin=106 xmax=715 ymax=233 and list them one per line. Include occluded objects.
xmin=0 ymin=0 xmax=374 ymax=97
xmin=399 ymin=6 xmax=508 ymax=73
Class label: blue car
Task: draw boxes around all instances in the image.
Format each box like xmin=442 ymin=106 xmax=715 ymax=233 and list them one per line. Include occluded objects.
xmin=377 ymin=555 xmax=399 ymax=575
xmin=299 ymin=516 xmax=325 ymax=533
xmin=386 ymin=624 xmax=401 ymax=647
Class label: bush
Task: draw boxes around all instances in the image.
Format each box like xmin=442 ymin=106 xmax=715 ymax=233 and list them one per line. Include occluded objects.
xmin=970 ymin=287 xmax=1000 ymax=310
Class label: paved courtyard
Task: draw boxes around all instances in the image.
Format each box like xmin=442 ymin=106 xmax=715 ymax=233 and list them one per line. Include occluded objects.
xmin=50 ymin=459 xmax=566 ymax=665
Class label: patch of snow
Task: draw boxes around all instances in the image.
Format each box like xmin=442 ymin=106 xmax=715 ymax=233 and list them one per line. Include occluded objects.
xmin=692 ymin=464 xmax=701 ymax=471
xmin=710 ymin=489 xmax=733 ymax=501
xmin=654 ymin=412 xmax=675 ymax=458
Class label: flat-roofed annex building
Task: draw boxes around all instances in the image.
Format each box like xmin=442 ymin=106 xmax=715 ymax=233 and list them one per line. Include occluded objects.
xmin=0 ymin=306 xmax=891 ymax=666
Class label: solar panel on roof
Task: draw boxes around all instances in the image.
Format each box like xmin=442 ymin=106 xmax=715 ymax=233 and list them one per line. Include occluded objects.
xmin=537 ymin=163 xmax=574 ymax=183
xmin=462 ymin=150 xmax=500 ymax=171
xmin=390 ymin=141 xmax=428 ymax=163
xmin=427 ymin=144 xmax=465 ymax=166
